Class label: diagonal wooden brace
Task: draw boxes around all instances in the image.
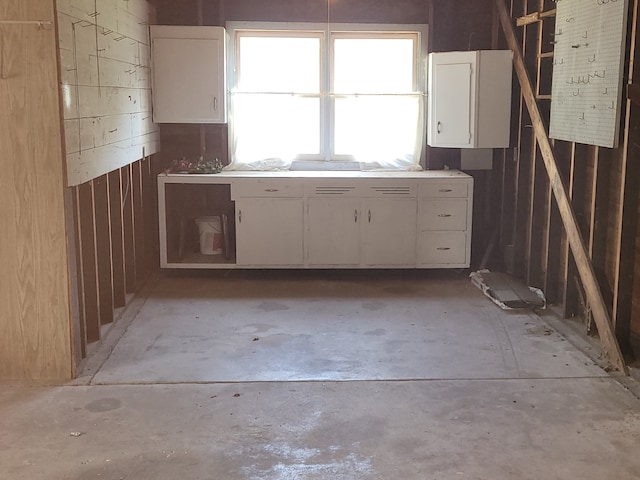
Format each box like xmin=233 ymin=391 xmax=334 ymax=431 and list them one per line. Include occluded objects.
xmin=494 ymin=0 xmax=628 ymax=374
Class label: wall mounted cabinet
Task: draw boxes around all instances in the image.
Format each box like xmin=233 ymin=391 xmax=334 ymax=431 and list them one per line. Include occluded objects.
xmin=427 ymin=50 xmax=513 ymax=148
xmin=151 ymin=25 xmax=227 ymax=123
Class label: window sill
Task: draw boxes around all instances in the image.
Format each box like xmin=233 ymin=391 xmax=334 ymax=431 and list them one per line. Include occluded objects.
xmin=289 ymin=160 xmax=362 ymax=171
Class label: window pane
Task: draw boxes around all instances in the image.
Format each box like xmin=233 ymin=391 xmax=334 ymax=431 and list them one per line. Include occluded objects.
xmin=334 ymin=96 xmax=420 ymax=161
xmin=233 ymin=94 xmax=320 ymax=161
xmin=333 ymin=38 xmax=415 ymax=93
xmin=238 ymin=36 xmax=321 ymax=93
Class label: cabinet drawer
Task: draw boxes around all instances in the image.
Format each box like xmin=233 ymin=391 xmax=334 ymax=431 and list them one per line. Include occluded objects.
xmin=419 ymin=199 xmax=468 ymax=231
xmin=231 ymin=179 xmax=303 ymax=198
xmin=418 ymin=232 xmax=468 ymax=266
xmin=420 ymin=182 xmax=469 ymax=198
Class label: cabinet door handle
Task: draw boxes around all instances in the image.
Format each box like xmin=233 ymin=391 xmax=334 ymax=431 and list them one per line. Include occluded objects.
xmin=368 ymin=210 xmax=371 ymax=223
xmin=438 ymin=188 xmax=453 ymax=193
xmin=437 ymin=121 xmax=442 ymax=134
xmin=437 ymin=247 xmax=451 ymax=251
xmin=213 ymin=97 xmax=217 ymax=111
xmin=354 ymin=210 xmax=358 ymax=222
xmin=238 ymin=210 xmax=242 ymax=223
xmin=438 ymin=214 xmax=452 ymax=218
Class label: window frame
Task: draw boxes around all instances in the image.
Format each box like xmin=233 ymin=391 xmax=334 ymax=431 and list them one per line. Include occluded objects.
xmin=226 ymin=21 xmax=429 ymax=167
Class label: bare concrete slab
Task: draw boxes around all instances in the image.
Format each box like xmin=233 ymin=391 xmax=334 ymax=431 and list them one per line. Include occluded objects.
xmin=1 ymin=379 xmax=640 ymax=480
xmin=91 ymin=271 xmax=605 ymax=384
xmin=3 ymin=271 xmax=639 ymax=479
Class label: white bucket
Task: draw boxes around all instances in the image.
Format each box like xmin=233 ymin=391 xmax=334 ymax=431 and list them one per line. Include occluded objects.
xmin=195 ymin=216 xmax=223 ymax=255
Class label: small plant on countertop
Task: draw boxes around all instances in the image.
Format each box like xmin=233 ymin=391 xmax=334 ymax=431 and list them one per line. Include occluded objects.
xmin=171 ymin=156 xmax=223 ymax=174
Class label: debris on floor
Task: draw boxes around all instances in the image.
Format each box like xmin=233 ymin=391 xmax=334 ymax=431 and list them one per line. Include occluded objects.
xmin=470 ymin=270 xmax=546 ymax=310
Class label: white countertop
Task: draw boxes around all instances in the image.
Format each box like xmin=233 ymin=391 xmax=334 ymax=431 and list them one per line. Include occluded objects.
xmin=159 ymin=169 xmax=471 ymax=182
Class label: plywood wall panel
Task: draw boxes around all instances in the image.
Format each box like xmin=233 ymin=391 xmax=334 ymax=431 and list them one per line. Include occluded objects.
xmin=57 ymin=0 xmax=158 ymax=186
xmin=0 ymin=0 xmax=73 ymax=380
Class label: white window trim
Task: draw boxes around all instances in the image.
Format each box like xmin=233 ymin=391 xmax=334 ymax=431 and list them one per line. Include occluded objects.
xmin=226 ymin=21 xmax=429 ymax=169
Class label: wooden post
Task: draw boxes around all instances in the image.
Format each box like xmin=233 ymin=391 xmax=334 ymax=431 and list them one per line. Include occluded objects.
xmin=494 ymin=0 xmax=628 ymax=373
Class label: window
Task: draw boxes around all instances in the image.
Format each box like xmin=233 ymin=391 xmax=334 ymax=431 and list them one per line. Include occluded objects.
xmin=227 ymin=23 xmax=427 ymax=170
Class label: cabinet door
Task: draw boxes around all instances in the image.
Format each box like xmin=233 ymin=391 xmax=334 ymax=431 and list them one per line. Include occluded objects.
xmin=428 ymin=52 xmax=476 ymax=148
xmin=307 ymin=198 xmax=360 ymax=266
xmin=235 ymin=198 xmax=304 ymax=266
xmin=363 ymin=199 xmax=416 ymax=266
xmin=152 ymin=28 xmax=226 ymax=123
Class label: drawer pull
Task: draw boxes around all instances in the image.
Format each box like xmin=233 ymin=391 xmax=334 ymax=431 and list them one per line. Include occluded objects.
xmin=264 ymin=188 xmax=279 ymax=192
xmin=438 ymin=188 xmax=453 ymax=193
xmin=437 ymin=247 xmax=451 ymax=251
xmin=438 ymin=214 xmax=452 ymax=218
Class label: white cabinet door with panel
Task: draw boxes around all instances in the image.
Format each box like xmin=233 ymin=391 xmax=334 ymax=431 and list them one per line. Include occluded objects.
xmin=428 ymin=50 xmax=512 ymax=148
xmin=307 ymin=198 xmax=361 ymax=266
xmin=235 ymin=198 xmax=304 ymax=266
xmin=363 ymin=198 xmax=417 ymax=267
xmin=430 ymin=59 xmax=475 ymax=147
xmin=151 ymin=26 xmax=227 ymax=123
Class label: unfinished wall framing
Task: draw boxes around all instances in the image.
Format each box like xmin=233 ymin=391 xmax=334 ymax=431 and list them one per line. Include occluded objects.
xmin=494 ymin=0 xmax=640 ymax=361
xmin=71 ymin=156 xmax=160 ymax=361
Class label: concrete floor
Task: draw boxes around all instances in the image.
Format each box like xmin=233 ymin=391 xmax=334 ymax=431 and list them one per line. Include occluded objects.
xmin=2 ymin=270 xmax=640 ymax=479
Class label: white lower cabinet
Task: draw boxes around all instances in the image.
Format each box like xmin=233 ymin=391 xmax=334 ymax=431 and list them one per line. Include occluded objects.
xmin=158 ymin=171 xmax=473 ymax=269
xmin=306 ymin=198 xmax=417 ymax=267
xmin=235 ymin=198 xmax=304 ymax=266
xmin=418 ymin=232 xmax=468 ymax=266
xmin=307 ymin=198 xmax=361 ymax=266
xmin=417 ymin=182 xmax=472 ymax=267
xmin=362 ymin=199 xmax=416 ymax=267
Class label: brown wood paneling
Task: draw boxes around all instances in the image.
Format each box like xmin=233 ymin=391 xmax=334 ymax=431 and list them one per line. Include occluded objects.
xmin=155 ymin=0 xmax=200 ymax=24
xmin=108 ymin=170 xmax=126 ymax=308
xmin=93 ymin=176 xmax=114 ymax=326
xmin=122 ymin=165 xmax=137 ymax=294
xmin=630 ymin=1 xmax=640 ymax=340
xmin=142 ymin=156 xmax=160 ymax=272
xmin=528 ymin=143 xmax=549 ymax=289
xmin=69 ymin=187 xmax=87 ymax=360
xmin=0 ymin=0 xmax=73 ymax=379
xmin=132 ymin=161 xmax=147 ymax=287
xmin=610 ymin=1 xmax=640 ymax=354
xmin=77 ymin=184 xmax=100 ymax=343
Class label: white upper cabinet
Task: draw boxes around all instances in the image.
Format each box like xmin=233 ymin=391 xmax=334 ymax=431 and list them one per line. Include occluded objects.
xmin=151 ymin=26 xmax=227 ymax=124
xmin=428 ymin=50 xmax=513 ymax=148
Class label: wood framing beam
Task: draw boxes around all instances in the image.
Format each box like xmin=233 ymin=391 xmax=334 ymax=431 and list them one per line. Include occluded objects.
xmin=494 ymin=0 xmax=628 ymax=374
xmin=516 ymin=9 xmax=556 ymax=27
xmin=517 ymin=12 xmax=540 ymax=27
